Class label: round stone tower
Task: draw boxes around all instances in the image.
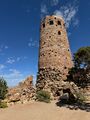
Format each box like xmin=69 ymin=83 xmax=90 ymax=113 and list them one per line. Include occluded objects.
xmin=36 ymin=15 xmax=73 ymax=96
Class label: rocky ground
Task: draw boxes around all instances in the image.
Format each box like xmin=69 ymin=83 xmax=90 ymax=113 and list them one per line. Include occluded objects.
xmin=6 ymin=75 xmax=90 ymax=105
xmin=6 ymin=76 xmax=36 ymax=104
xmin=0 ymin=101 xmax=90 ymax=120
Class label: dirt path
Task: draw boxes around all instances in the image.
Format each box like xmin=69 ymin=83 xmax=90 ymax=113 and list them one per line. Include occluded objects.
xmin=0 ymin=101 xmax=90 ymax=120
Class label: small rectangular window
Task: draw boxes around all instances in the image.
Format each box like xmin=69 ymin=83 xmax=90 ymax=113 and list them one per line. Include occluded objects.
xmin=49 ymin=20 xmax=54 ymax=25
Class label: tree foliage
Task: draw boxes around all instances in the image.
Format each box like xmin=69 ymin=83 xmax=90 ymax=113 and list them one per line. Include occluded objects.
xmin=0 ymin=77 xmax=8 ymax=100
xmin=74 ymin=46 xmax=90 ymax=69
xmin=67 ymin=46 xmax=90 ymax=88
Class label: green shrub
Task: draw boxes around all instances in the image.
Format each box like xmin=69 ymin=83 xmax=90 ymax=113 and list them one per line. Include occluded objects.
xmin=75 ymin=92 xmax=86 ymax=103
xmin=0 ymin=101 xmax=8 ymax=108
xmin=0 ymin=77 xmax=8 ymax=100
xmin=36 ymin=90 xmax=51 ymax=103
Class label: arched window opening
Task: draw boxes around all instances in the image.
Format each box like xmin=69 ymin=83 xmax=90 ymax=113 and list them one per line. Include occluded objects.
xmin=58 ymin=31 xmax=61 ymax=35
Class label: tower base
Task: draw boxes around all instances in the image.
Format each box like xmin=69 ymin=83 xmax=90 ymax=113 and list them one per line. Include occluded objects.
xmin=36 ymin=67 xmax=68 ymax=97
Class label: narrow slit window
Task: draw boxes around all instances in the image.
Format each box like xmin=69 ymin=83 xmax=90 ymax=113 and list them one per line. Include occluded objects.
xmin=43 ymin=23 xmax=45 ymax=28
xmin=68 ymin=49 xmax=70 ymax=51
xmin=49 ymin=20 xmax=54 ymax=25
xmin=63 ymin=23 xmax=65 ymax=27
xmin=58 ymin=31 xmax=61 ymax=35
xmin=58 ymin=21 xmax=61 ymax=25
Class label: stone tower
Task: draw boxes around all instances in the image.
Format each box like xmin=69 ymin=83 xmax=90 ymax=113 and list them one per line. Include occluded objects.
xmin=36 ymin=15 xmax=73 ymax=96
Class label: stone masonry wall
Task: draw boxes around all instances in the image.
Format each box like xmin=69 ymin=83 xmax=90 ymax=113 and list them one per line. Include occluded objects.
xmin=36 ymin=15 xmax=73 ymax=96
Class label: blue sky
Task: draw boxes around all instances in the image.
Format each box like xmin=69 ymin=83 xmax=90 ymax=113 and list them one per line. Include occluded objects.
xmin=0 ymin=0 xmax=90 ymax=86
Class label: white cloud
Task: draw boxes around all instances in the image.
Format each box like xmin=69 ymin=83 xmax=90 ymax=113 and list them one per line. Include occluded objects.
xmin=16 ymin=56 xmax=28 ymax=62
xmin=7 ymin=57 xmax=15 ymax=64
xmin=0 ymin=64 xmax=5 ymax=70
xmin=54 ymin=2 xmax=79 ymax=28
xmin=41 ymin=3 xmax=48 ymax=18
xmin=54 ymin=10 xmax=63 ymax=17
xmin=9 ymin=69 xmax=23 ymax=78
xmin=0 ymin=69 xmax=32 ymax=86
xmin=16 ymin=57 xmax=21 ymax=62
xmin=41 ymin=4 xmax=48 ymax=14
xmin=28 ymin=38 xmax=39 ymax=48
xmin=0 ymin=45 xmax=8 ymax=52
xmin=40 ymin=0 xmax=79 ymax=28
xmin=73 ymin=19 xmax=79 ymax=27
xmin=51 ymin=0 xmax=59 ymax=6
xmin=4 ymin=45 xmax=8 ymax=49
xmin=0 ymin=69 xmax=23 ymax=86
xmin=6 ymin=56 xmax=28 ymax=64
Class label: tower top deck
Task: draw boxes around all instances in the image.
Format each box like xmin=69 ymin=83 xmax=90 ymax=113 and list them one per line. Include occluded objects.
xmin=41 ymin=15 xmax=65 ymax=23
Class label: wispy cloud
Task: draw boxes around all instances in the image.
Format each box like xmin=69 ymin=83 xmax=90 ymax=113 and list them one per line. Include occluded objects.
xmin=6 ymin=56 xmax=28 ymax=64
xmin=7 ymin=57 xmax=15 ymax=64
xmin=41 ymin=3 xmax=48 ymax=18
xmin=9 ymin=69 xmax=23 ymax=78
xmin=4 ymin=46 xmax=8 ymax=49
xmin=28 ymin=38 xmax=39 ymax=48
xmin=0 ymin=69 xmax=23 ymax=86
xmin=40 ymin=0 xmax=79 ymax=28
xmin=73 ymin=19 xmax=79 ymax=27
xmin=0 ymin=64 xmax=5 ymax=70
xmin=16 ymin=56 xmax=28 ymax=62
xmin=51 ymin=0 xmax=59 ymax=6
xmin=41 ymin=4 xmax=48 ymax=14
xmin=54 ymin=1 xmax=79 ymax=28
xmin=16 ymin=57 xmax=21 ymax=62
xmin=0 ymin=45 xmax=8 ymax=52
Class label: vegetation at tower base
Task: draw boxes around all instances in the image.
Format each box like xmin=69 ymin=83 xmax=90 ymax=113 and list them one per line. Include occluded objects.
xmin=65 ymin=46 xmax=90 ymax=103
xmin=36 ymin=90 xmax=51 ymax=103
xmin=0 ymin=101 xmax=8 ymax=108
xmin=0 ymin=77 xmax=8 ymax=108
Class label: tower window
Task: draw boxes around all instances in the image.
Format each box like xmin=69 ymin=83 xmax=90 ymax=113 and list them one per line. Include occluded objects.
xmin=58 ymin=31 xmax=61 ymax=35
xmin=49 ymin=36 xmax=51 ymax=38
xmin=64 ymin=67 xmax=67 ymax=69
xmin=49 ymin=20 xmax=54 ymax=25
xmin=58 ymin=21 xmax=61 ymax=25
xmin=43 ymin=23 xmax=45 ymax=28
xmin=68 ymin=49 xmax=70 ymax=51
xmin=43 ymin=42 xmax=46 ymax=45
xmin=63 ymin=23 xmax=65 ymax=27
